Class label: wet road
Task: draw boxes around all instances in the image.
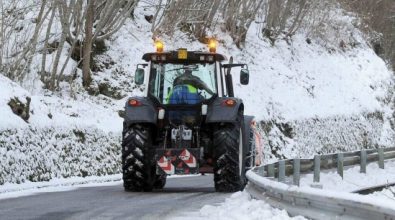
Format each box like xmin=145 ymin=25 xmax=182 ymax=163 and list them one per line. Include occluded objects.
xmin=0 ymin=175 xmax=230 ymax=220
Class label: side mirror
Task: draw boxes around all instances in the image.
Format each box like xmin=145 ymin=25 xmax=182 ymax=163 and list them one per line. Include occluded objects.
xmin=135 ymin=68 xmax=145 ymax=85
xmin=240 ymin=69 xmax=249 ymax=85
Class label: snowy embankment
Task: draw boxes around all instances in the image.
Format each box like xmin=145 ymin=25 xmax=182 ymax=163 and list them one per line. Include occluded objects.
xmin=372 ymin=186 xmax=395 ymax=201
xmin=0 ymin=74 xmax=122 ymax=185
xmin=300 ymin=159 xmax=395 ymax=192
xmin=138 ymin=7 xmax=394 ymax=161
xmin=232 ymin=25 xmax=395 ymax=162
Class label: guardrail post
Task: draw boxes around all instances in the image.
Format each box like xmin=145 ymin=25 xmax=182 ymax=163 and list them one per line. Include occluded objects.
xmin=337 ymin=153 xmax=344 ymax=179
xmin=278 ymin=160 xmax=285 ymax=182
xmin=258 ymin=167 xmax=265 ymax=176
xmin=360 ymin=150 xmax=367 ymax=173
xmin=293 ymin=159 xmax=300 ymax=186
xmin=378 ymin=148 xmax=384 ymax=169
xmin=268 ymin=164 xmax=275 ymax=177
xmin=314 ymin=155 xmax=320 ymax=183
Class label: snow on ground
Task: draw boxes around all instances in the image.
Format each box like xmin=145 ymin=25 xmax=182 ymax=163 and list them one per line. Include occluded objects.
xmin=0 ymin=74 xmax=31 ymax=130
xmin=0 ymin=73 xmax=123 ymax=132
xmin=371 ymin=186 xmax=395 ymax=201
xmin=0 ymin=174 xmax=122 ymax=200
xmin=170 ymin=191 xmax=306 ymax=220
xmin=233 ymin=28 xmax=392 ymax=121
xmin=299 ymin=159 xmax=395 ymax=192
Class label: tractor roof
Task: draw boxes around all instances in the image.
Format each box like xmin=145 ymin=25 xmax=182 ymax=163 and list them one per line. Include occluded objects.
xmin=142 ymin=50 xmax=227 ymax=62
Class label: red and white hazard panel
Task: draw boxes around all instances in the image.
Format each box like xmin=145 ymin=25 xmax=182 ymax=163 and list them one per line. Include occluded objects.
xmin=156 ymin=148 xmax=200 ymax=175
xmin=158 ymin=156 xmax=175 ymax=175
xmin=179 ymin=149 xmax=197 ymax=168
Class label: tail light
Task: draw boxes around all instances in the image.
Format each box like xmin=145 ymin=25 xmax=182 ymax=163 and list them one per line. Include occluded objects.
xmin=128 ymin=99 xmax=141 ymax=107
xmin=223 ymin=99 xmax=236 ymax=107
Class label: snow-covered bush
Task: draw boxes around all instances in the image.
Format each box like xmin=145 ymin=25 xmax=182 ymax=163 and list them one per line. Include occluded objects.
xmin=259 ymin=112 xmax=393 ymax=163
xmin=0 ymin=126 xmax=120 ymax=184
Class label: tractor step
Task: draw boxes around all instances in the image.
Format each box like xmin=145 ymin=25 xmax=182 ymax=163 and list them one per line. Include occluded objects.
xmin=156 ymin=148 xmax=200 ymax=175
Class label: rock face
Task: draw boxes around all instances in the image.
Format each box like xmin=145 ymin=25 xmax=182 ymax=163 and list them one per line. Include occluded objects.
xmin=8 ymin=97 xmax=31 ymax=122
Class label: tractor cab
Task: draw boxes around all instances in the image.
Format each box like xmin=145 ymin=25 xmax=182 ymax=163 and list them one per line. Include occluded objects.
xmin=134 ymin=40 xmax=249 ymax=127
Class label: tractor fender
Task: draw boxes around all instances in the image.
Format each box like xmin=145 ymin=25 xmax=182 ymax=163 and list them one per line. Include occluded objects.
xmin=206 ymin=97 xmax=243 ymax=123
xmin=124 ymin=97 xmax=157 ymax=126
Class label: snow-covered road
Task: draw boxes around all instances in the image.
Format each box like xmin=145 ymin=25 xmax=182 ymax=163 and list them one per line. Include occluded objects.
xmin=2 ymin=161 xmax=395 ymax=219
xmin=0 ymin=175 xmax=301 ymax=220
xmin=0 ymin=175 xmax=227 ymax=220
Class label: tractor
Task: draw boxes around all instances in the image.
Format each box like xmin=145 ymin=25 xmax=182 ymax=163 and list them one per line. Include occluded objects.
xmin=122 ymin=40 xmax=259 ymax=192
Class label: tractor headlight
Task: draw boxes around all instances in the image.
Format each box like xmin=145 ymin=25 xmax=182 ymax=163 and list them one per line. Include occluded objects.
xmin=201 ymin=104 xmax=208 ymax=115
xmin=158 ymin=108 xmax=165 ymax=120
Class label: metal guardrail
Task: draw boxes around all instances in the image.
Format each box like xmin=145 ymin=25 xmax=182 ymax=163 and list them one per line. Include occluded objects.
xmin=246 ymin=147 xmax=395 ymax=220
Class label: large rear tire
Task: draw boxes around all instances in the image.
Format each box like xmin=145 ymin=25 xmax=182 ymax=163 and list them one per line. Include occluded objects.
xmin=213 ymin=113 xmax=246 ymax=192
xmin=122 ymin=124 xmax=157 ymax=192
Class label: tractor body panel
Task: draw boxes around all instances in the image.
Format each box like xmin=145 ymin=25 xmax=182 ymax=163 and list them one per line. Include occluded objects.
xmin=206 ymin=97 xmax=243 ymax=123
xmin=124 ymin=97 xmax=157 ymax=125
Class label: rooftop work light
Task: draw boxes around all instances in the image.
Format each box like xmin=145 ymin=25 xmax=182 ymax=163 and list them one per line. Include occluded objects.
xmin=208 ymin=39 xmax=217 ymax=53
xmin=155 ymin=40 xmax=164 ymax=53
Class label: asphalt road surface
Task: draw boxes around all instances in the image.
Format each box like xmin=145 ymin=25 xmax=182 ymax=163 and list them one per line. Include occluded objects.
xmin=0 ymin=175 xmax=230 ymax=220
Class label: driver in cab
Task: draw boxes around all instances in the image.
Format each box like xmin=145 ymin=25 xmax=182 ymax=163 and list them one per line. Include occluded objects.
xmin=166 ymin=69 xmax=214 ymax=104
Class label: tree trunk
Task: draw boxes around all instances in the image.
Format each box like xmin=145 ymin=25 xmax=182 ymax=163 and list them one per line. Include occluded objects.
xmin=41 ymin=4 xmax=56 ymax=88
xmin=82 ymin=0 xmax=94 ymax=88
xmin=0 ymin=0 xmax=4 ymax=70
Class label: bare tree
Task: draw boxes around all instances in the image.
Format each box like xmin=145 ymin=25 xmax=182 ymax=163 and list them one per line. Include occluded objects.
xmin=79 ymin=0 xmax=138 ymax=87
xmin=261 ymin=0 xmax=312 ymax=45
xmin=42 ymin=0 xmax=139 ymax=89
xmin=222 ymin=0 xmax=264 ymax=48
xmin=338 ymin=0 xmax=395 ymax=70
xmin=40 ymin=2 xmax=56 ymax=86
xmin=151 ymin=0 xmax=221 ymax=41
xmin=0 ymin=0 xmax=4 ymax=69
xmin=9 ymin=0 xmax=50 ymax=81
xmin=82 ymin=0 xmax=94 ymax=87
xmin=0 ymin=0 xmax=50 ymax=81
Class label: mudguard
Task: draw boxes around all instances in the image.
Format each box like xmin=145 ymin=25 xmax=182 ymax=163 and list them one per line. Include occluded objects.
xmin=206 ymin=97 xmax=243 ymax=123
xmin=124 ymin=97 xmax=157 ymax=125
xmin=243 ymin=115 xmax=262 ymax=167
xmin=243 ymin=115 xmax=255 ymax=150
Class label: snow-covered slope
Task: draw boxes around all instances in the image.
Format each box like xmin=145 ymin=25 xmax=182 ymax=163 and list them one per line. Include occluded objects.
xmin=0 ymin=75 xmax=30 ymax=130
xmin=0 ymin=74 xmax=121 ymax=184
xmin=102 ymin=4 xmax=394 ymax=162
